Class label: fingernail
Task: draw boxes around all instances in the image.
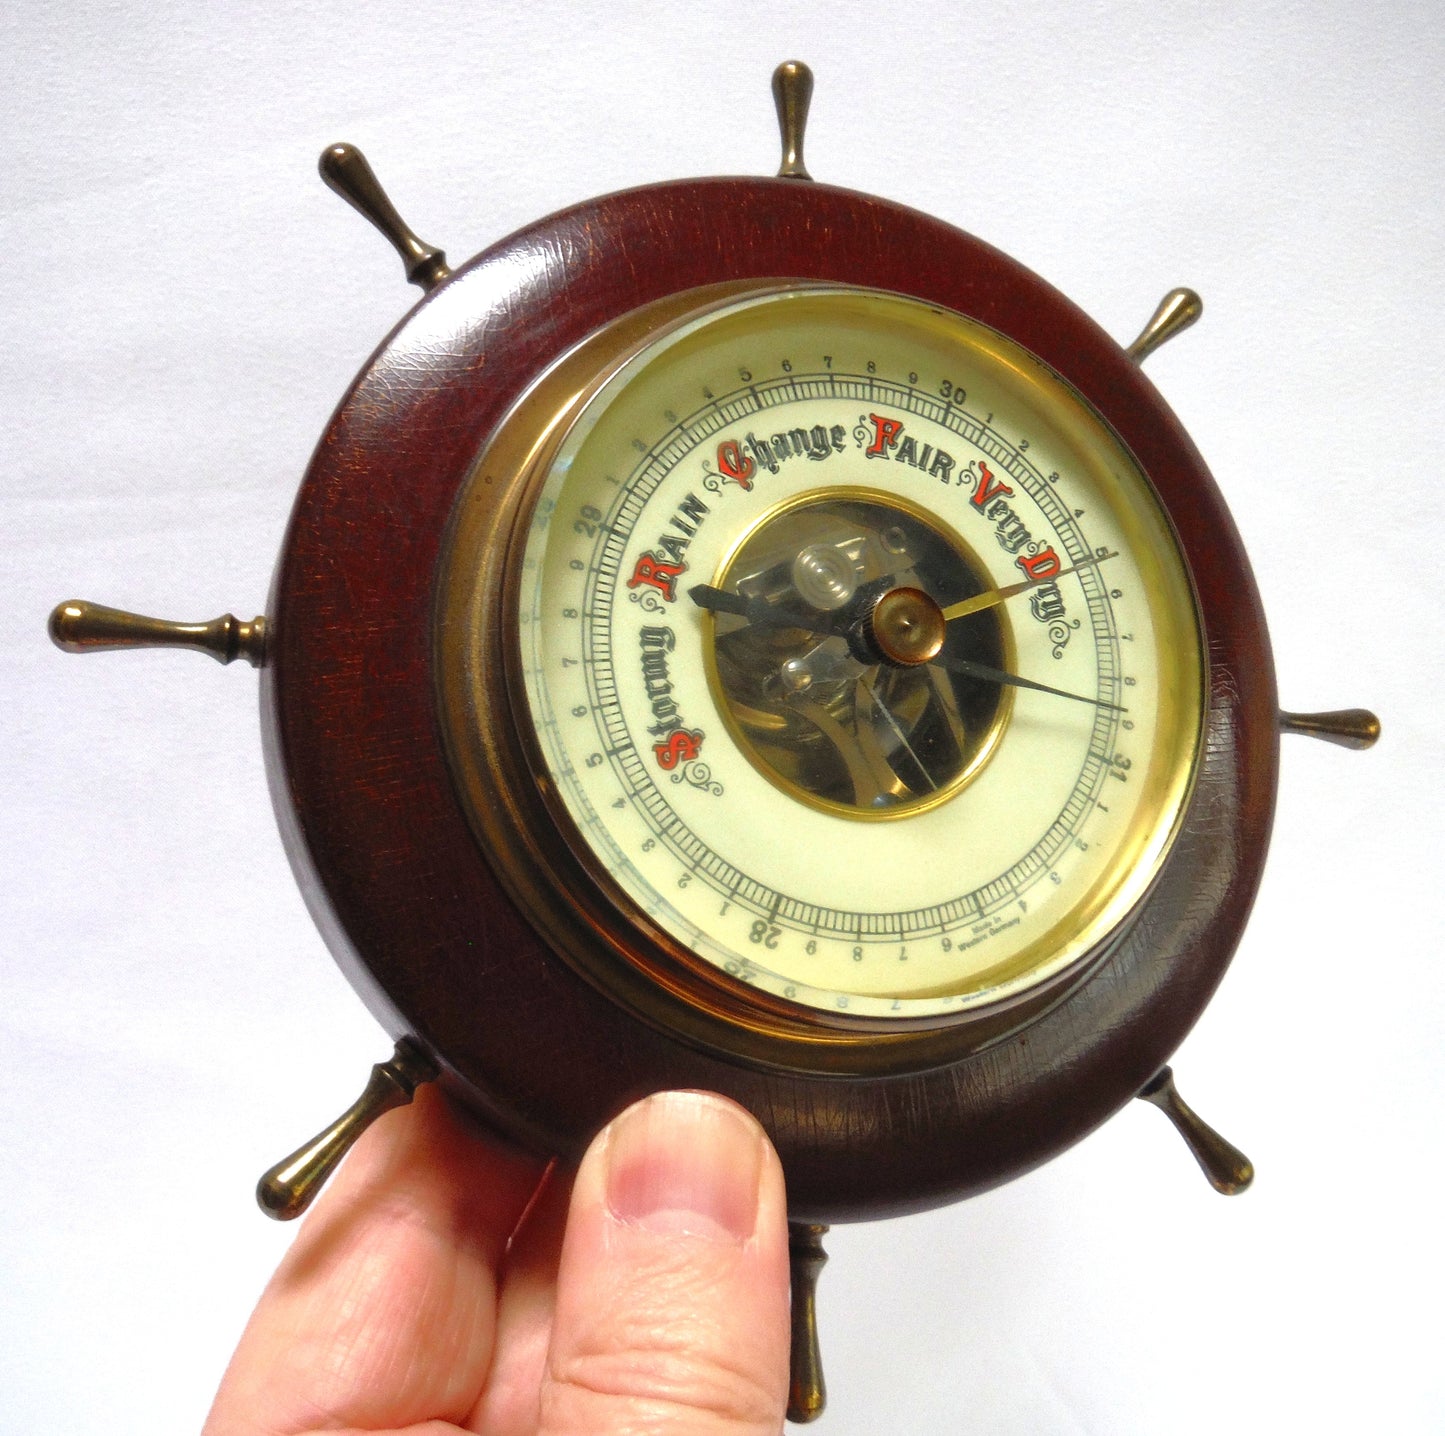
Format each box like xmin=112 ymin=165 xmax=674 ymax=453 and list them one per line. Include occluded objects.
xmin=604 ymin=1091 xmax=763 ymax=1244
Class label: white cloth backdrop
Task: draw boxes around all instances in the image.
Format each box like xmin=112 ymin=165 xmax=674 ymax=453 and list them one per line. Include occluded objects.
xmin=3 ymin=3 xmax=1441 ymax=1431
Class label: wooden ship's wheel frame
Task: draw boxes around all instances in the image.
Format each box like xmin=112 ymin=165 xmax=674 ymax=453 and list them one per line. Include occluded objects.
xmin=49 ymin=62 xmax=1379 ymax=1423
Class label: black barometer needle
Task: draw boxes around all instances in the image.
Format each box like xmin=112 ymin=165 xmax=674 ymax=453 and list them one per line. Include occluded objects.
xmin=691 ymin=581 xmax=1124 ymax=711
xmin=934 ymin=652 xmax=1127 ymax=712
xmin=688 ymin=583 xmax=841 ymax=632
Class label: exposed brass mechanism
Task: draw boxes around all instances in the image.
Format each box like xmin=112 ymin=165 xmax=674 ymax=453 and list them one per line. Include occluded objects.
xmin=319 ymin=143 xmax=451 ymax=292
xmin=1137 ymin=1066 xmax=1253 ymax=1195
xmin=48 ymin=600 xmax=266 ymax=667
xmin=1279 ymin=707 xmax=1381 ymax=750
xmin=787 ymin=1222 xmax=829 ymax=1423
xmin=772 ymin=60 xmax=814 ymax=181
xmin=256 ymin=1039 xmax=440 ymax=1220
xmin=1126 ymin=287 xmax=1203 ymax=364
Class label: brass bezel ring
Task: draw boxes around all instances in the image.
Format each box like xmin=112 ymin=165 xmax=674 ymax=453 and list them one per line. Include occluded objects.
xmin=434 ymin=282 xmax=1205 ymax=1077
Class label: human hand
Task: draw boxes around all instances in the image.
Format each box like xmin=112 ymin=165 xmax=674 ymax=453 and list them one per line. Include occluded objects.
xmin=203 ymin=1087 xmax=791 ymax=1435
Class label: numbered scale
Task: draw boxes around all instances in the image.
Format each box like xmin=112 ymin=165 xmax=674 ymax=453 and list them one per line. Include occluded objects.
xmin=51 ymin=64 xmax=1379 ymax=1423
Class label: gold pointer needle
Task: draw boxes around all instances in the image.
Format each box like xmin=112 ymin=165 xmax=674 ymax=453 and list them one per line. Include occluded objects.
xmin=940 ymin=550 xmax=1119 ymax=623
xmin=935 ymin=652 xmax=1128 ymax=713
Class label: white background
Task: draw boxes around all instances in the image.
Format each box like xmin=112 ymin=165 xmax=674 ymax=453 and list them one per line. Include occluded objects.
xmin=3 ymin=3 xmax=1441 ymax=1432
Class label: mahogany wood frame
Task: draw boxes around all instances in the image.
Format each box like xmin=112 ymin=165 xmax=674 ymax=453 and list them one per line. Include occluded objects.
xmin=262 ymin=178 xmax=1278 ymax=1224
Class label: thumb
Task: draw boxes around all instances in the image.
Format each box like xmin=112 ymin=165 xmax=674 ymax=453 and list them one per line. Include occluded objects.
xmin=539 ymin=1090 xmax=791 ymax=1436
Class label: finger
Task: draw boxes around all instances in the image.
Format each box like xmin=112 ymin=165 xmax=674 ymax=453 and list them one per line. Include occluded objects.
xmin=465 ymin=1162 xmax=575 ymax=1435
xmin=538 ymin=1091 xmax=790 ymax=1436
xmin=204 ymin=1084 xmax=546 ymax=1436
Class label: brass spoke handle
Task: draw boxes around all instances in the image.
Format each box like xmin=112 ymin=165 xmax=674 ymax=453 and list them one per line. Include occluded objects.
xmin=319 ymin=142 xmax=451 ymax=292
xmin=256 ymin=1040 xmax=439 ymax=1220
xmin=1279 ymin=708 xmax=1381 ymax=750
xmin=772 ymin=61 xmax=814 ymax=180
xmin=49 ymin=600 xmax=266 ymax=667
xmin=1126 ymin=287 xmax=1203 ymax=363
xmin=787 ymin=1222 xmax=829 ymax=1423
xmin=1137 ymin=1066 xmax=1254 ymax=1195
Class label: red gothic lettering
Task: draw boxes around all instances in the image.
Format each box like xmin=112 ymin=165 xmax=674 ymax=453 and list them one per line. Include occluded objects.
xmin=1016 ymin=547 xmax=1062 ymax=581
xmin=653 ymin=728 xmax=704 ymax=769
xmin=716 ymin=438 xmax=755 ymax=490
xmin=970 ymin=460 xmax=1014 ymax=510
xmin=865 ymin=413 xmax=905 ymax=458
xmin=627 ymin=552 xmax=686 ymax=602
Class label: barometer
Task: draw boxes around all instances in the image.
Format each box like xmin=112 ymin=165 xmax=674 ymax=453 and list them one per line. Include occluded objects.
xmin=49 ymin=63 xmax=1379 ymax=1422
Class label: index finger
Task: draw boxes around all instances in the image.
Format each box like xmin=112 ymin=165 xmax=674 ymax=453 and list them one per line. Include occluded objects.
xmin=204 ymin=1083 xmax=547 ymax=1436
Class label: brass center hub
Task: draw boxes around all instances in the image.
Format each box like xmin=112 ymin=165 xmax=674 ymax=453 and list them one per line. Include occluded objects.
xmin=869 ymin=586 xmax=946 ymax=667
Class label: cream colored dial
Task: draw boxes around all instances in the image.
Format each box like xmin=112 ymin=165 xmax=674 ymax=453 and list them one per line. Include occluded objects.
xmin=503 ymin=286 xmax=1202 ymax=1021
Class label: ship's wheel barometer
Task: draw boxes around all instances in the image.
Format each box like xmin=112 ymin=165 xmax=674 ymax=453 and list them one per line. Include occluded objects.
xmin=50 ymin=63 xmax=1379 ymax=1423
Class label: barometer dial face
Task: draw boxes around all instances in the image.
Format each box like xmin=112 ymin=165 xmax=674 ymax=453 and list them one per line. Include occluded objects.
xmin=443 ymin=285 xmax=1204 ymax=1035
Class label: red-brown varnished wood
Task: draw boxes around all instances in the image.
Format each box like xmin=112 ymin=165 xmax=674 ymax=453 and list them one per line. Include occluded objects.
xmin=261 ymin=178 xmax=1278 ymax=1223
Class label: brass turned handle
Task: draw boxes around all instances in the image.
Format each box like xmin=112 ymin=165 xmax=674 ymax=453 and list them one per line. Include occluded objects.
xmin=1279 ymin=708 xmax=1381 ymax=750
xmin=787 ymin=1222 xmax=829 ymax=1422
xmin=772 ymin=61 xmax=815 ymax=181
xmin=48 ymin=600 xmax=266 ymax=667
xmin=319 ymin=143 xmax=451 ymax=292
xmin=1137 ymin=1067 xmax=1254 ymax=1195
xmin=1126 ymin=287 xmax=1203 ymax=363
xmin=256 ymin=1040 xmax=440 ymax=1220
